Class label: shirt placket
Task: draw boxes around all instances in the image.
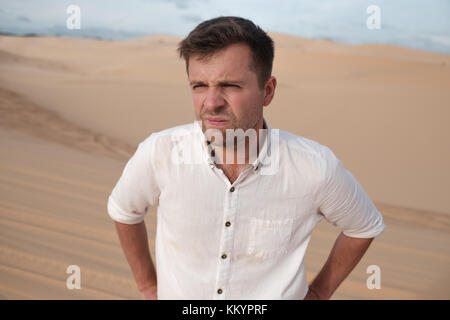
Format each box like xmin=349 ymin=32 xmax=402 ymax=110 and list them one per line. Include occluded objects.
xmin=212 ymin=166 xmax=254 ymax=300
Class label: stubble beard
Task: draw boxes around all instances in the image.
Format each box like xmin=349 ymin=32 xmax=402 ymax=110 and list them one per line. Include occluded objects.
xmin=200 ymin=109 xmax=262 ymax=155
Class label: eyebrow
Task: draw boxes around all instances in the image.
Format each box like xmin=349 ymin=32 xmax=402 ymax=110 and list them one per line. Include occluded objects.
xmin=189 ymin=80 xmax=245 ymax=86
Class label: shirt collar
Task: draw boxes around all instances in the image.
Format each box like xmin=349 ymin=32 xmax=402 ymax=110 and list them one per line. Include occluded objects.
xmin=194 ymin=118 xmax=272 ymax=172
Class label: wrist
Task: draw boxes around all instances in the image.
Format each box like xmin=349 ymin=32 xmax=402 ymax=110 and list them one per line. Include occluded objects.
xmin=138 ymin=283 xmax=157 ymax=293
xmin=308 ymin=285 xmax=329 ymax=300
xmin=140 ymin=284 xmax=158 ymax=300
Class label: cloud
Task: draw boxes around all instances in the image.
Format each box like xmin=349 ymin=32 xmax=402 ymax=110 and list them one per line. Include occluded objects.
xmin=17 ymin=16 xmax=31 ymax=23
xmin=154 ymin=0 xmax=207 ymax=10
xmin=172 ymin=1 xmax=189 ymax=9
xmin=181 ymin=14 xmax=202 ymax=23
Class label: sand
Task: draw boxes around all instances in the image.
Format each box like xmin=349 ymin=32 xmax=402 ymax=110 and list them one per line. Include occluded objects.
xmin=0 ymin=33 xmax=449 ymax=299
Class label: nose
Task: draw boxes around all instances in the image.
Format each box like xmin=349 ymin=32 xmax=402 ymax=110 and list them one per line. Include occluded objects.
xmin=203 ymin=86 xmax=226 ymax=111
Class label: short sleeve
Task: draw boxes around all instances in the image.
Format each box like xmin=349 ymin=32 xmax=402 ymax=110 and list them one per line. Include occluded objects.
xmin=107 ymin=134 xmax=160 ymax=224
xmin=317 ymin=146 xmax=385 ymax=238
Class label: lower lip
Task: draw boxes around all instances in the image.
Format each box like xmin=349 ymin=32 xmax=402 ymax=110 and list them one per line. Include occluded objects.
xmin=207 ymin=119 xmax=229 ymax=126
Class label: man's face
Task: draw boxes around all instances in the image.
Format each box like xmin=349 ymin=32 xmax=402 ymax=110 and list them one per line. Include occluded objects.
xmin=188 ymin=43 xmax=266 ymax=137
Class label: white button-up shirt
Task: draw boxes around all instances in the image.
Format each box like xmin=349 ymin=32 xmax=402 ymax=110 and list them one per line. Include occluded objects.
xmin=107 ymin=119 xmax=385 ymax=300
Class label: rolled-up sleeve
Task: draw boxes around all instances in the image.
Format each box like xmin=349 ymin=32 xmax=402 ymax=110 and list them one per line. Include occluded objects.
xmin=107 ymin=134 xmax=160 ymax=224
xmin=317 ymin=146 xmax=386 ymax=238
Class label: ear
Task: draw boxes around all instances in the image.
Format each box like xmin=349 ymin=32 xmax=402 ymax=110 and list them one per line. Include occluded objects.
xmin=263 ymin=76 xmax=277 ymax=106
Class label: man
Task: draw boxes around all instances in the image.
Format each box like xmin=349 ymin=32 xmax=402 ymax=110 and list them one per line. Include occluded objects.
xmin=107 ymin=16 xmax=385 ymax=300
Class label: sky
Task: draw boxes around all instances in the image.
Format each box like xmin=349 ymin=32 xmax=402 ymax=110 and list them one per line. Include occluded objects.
xmin=0 ymin=0 xmax=449 ymax=53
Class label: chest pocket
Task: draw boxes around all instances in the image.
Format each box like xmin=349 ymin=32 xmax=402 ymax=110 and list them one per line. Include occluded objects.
xmin=246 ymin=217 xmax=294 ymax=260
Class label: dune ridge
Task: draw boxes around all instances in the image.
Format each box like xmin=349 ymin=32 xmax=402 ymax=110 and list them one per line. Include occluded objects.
xmin=0 ymin=87 xmax=134 ymax=161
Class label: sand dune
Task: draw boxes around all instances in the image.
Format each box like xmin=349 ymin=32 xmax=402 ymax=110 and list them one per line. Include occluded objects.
xmin=0 ymin=87 xmax=133 ymax=161
xmin=0 ymin=128 xmax=145 ymax=299
xmin=0 ymin=34 xmax=449 ymax=299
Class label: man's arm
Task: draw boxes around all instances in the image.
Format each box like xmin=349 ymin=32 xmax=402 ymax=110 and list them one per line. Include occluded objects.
xmin=114 ymin=221 xmax=158 ymax=299
xmin=304 ymin=232 xmax=374 ymax=300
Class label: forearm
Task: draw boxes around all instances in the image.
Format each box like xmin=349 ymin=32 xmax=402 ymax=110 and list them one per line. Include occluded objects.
xmin=308 ymin=232 xmax=374 ymax=299
xmin=114 ymin=221 xmax=157 ymax=293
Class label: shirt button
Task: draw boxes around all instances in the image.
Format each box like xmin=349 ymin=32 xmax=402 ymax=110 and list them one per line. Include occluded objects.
xmin=225 ymin=221 xmax=231 ymax=227
xmin=217 ymin=288 xmax=223 ymax=294
xmin=221 ymin=254 xmax=227 ymax=259
xmin=229 ymin=186 xmax=235 ymax=192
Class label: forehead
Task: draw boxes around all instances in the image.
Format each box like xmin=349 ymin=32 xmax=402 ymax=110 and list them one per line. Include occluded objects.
xmin=188 ymin=43 xmax=255 ymax=81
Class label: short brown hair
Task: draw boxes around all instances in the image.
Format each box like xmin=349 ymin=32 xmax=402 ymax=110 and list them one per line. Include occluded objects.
xmin=177 ymin=16 xmax=274 ymax=89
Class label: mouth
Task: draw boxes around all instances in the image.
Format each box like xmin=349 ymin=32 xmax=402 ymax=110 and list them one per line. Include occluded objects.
xmin=206 ymin=118 xmax=229 ymax=127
